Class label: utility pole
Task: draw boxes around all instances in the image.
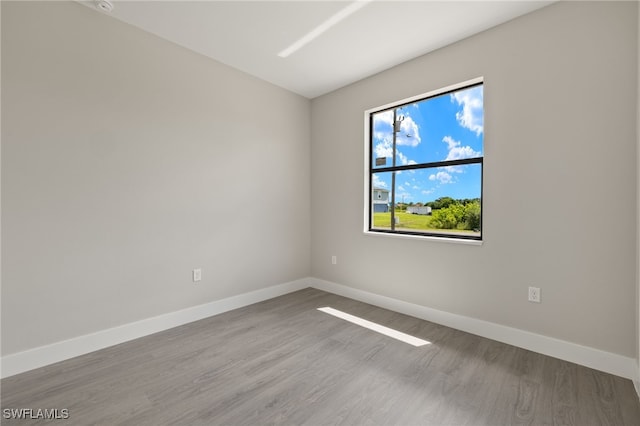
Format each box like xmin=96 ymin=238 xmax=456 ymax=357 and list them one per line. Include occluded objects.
xmin=391 ymin=109 xmax=402 ymax=230
xmin=390 ymin=109 xmax=396 ymax=230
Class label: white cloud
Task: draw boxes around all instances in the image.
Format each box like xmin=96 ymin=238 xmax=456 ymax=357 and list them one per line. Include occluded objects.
xmin=374 ymin=141 xmax=393 ymax=159
xmin=398 ymin=185 xmax=405 ymax=191
xmin=442 ymin=165 xmax=462 ymax=174
xmin=372 ymin=174 xmax=387 ymax=188
xmin=451 ymin=86 xmax=483 ymax=136
xmin=397 ymin=151 xmax=409 ymax=166
xmin=397 ymin=152 xmax=406 ymax=165
xmin=374 ymin=110 xmax=394 ymax=127
xmin=443 ymin=135 xmax=458 ymax=150
xmin=442 ymin=136 xmax=481 ymax=161
xmin=372 ymin=110 xmax=421 ymax=147
xmin=373 ymin=138 xmax=416 ymax=166
xmin=396 ymin=116 xmax=420 ymax=147
xmin=396 ymin=188 xmax=412 ymax=201
xmin=429 ymin=171 xmax=453 ymax=184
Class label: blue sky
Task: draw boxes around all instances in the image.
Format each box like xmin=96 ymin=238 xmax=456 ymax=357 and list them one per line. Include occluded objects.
xmin=372 ymin=84 xmax=483 ymax=204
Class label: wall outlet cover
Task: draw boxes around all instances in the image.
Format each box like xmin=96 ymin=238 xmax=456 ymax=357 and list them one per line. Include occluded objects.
xmin=528 ymin=286 xmax=540 ymax=303
xmin=193 ymin=268 xmax=202 ymax=282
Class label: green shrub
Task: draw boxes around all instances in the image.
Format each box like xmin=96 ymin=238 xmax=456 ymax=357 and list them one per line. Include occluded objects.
xmin=463 ymin=201 xmax=481 ymax=230
xmin=430 ymin=200 xmax=481 ymax=230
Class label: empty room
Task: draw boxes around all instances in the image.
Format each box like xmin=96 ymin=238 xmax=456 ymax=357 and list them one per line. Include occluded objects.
xmin=2 ymin=0 xmax=640 ymax=424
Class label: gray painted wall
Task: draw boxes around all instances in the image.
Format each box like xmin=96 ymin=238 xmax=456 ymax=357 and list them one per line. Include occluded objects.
xmin=637 ymin=0 xmax=640 ymax=383
xmin=1 ymin=2 xmax=310 ymax=355
xmin=311 ymin=1 xmax=638 ymax=357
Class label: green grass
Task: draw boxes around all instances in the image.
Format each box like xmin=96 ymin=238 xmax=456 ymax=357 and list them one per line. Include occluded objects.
xmin=373 ymin=211 xmax=433 ymax=230
xmin=373 ymin=211 xmax=479 ymax=236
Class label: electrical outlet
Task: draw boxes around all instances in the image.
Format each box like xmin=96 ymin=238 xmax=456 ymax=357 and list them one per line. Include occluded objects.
xmin=193 ymin=268 xmax=202 ymax=282
xmin=331 ymin=255 xmax=337 ymax=265
xmin=528 ymin=286 xmax=540 ymax=303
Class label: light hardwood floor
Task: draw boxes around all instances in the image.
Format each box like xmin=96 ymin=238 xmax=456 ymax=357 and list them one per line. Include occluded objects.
xmin=2 ymin=288 xmax=639 ymax=425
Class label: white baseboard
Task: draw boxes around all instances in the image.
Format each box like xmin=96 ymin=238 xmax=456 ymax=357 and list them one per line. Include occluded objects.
xmin=3 ymin=276 xmax=638 ymax=389
xmin=1 ymin=278 xmax=310 ymax=379
xmin=309 ymin=277 xmax=637 ymax=381
xmin=634 ymin=368 xmax=640 ymax=400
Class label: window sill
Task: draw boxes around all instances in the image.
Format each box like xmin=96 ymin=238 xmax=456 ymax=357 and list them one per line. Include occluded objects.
xmin=363 ymin=230 xmax=483 ymax=246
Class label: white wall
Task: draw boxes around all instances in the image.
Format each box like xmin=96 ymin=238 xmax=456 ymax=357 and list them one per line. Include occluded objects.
xmin=3 ymin=0 xmax=640 ymax=380
xmin=311 ymin=1 xmax=638 ymax=358
xmin=1 ymin=1 xmax=310 ymax=356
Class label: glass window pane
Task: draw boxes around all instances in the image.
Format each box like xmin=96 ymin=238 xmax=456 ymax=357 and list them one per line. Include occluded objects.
xmin=391 ymin=85 xmax=484 ymax=166
xmin=391 ymin=164 xmax=481 ymax=237
xmin=371 ymin=172 xmax=392 ymax=229
xmin=371 ymin=111 xmax=393 ymax=169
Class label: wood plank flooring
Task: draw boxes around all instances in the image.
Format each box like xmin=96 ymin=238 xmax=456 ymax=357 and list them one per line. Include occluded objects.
xmin=2 ymin=288 xmax=639 ymax=425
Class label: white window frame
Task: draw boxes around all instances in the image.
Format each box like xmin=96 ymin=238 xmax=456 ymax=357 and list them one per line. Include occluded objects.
xmin=363 ymin=77 xmax=484 ymax=245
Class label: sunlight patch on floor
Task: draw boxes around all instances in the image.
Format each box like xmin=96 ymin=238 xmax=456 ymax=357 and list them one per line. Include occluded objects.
xmin=317 ymin=307 xmax=430 ymax=347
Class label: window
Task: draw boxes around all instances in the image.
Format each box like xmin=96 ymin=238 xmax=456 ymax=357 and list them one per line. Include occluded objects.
xmin=366 ymin=79 xmax=484 ymax=241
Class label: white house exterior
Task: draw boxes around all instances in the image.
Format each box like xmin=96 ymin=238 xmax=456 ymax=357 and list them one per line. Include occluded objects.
xmin=372 ymin=187 xmax=389 ymax=212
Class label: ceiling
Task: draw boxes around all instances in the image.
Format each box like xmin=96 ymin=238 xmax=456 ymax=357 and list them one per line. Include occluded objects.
xmin=82 ymin=1 xmax=553 ymax=99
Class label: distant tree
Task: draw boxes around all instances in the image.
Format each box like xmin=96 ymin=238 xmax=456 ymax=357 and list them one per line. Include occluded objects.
xmin=431 ymin=196 xmax=456 ymax=210
xmin=459 ymin=198 xmax=480 ymax=206
xmin=463 ymin=201 xmax=481 ymax=230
